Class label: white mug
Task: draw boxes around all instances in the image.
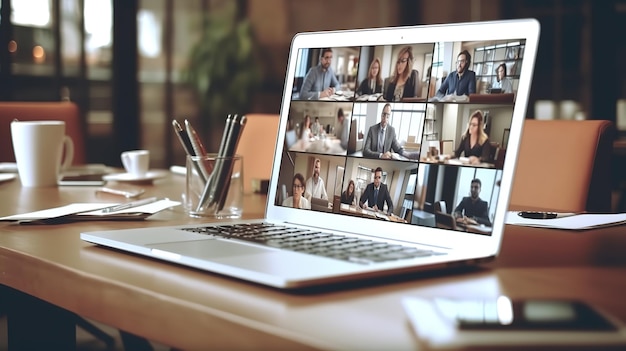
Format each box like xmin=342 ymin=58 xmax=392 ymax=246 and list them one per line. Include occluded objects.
xmin=11 ymin=120 xmax=74 ymax=187
xmin=121 ymin=150 xmax=150 ymax=176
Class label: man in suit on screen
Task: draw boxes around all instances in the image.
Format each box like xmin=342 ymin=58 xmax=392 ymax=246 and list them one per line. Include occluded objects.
xmin=359 ymin=166 xmax=393 ymax=215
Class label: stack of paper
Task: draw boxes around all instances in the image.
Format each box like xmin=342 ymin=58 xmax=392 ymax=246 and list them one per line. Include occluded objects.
xmin=505 ymin=211 xmax=626 ymax=230
xmin=0 ymin=199 xmax=180 ymax=224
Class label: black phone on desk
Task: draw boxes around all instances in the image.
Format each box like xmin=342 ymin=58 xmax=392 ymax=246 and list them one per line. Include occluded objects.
xmin=403 ymin=296 xmax=626 ymax=348
xmin=59 ymin=173 xmax=106 ymax=186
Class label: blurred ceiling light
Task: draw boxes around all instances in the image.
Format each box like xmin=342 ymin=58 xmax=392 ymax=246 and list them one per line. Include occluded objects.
xmin=33 ymin=45 xmax=46 ymax=63
xmin=8 ymin=40 xmax=17 ymax=53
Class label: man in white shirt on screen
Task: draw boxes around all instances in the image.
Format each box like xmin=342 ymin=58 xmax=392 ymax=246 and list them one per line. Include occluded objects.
xmin=305 ymin=158 xmax=328 ymax=201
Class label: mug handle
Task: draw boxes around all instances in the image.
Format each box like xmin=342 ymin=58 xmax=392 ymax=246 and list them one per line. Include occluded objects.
xmin=60 ymin=135 xmax=74 ymax=170
xmin=121 ymin=153 xmax=130 ymax=171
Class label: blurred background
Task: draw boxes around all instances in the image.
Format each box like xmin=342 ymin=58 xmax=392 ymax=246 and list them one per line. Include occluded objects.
xmin=1 ymin=0 xmax=625 ymax=199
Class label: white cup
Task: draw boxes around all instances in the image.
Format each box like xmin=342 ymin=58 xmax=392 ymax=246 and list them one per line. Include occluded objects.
xmin=11 ymin=120 xmax=75 ymax=187
xmin=121 ymin=150 xmax=150 ymax=176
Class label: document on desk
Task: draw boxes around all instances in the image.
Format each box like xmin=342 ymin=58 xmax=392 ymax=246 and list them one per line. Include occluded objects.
xmin=505 ymin=211 xmax=626 ymax=230
xmin=0 ymin=199 xmax=180 ymax=223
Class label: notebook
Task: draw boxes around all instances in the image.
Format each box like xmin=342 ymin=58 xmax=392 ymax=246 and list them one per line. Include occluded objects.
xmin=81 ymin=19 xmax=540 ymax=289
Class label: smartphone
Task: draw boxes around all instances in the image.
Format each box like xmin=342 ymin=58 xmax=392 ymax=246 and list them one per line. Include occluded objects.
xmin=59 ymin=173 xmax=106 ymax=186
xmin=403 ymin=296 xmax=626 ymax=348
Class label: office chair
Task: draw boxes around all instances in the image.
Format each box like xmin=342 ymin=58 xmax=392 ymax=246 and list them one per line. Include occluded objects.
xmin=0 ymin=101 xmax=86 ymax=164
xmin=236 ymin=113 xmax=279 ymax=194
xmin=509 ymin=119 xmax=615 ymax=213
xmin=434 ymin=200 xmax=457 ymax=230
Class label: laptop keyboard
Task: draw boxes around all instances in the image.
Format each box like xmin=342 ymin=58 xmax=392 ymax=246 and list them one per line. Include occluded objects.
xmin=182 ymin=223 xmax=441 ymax=265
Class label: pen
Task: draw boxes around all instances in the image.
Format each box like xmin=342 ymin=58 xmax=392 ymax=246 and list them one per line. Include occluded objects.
xmin=196 ymin=114 xmax=246 ymax=212
xmin=102 ymin=196 xmax=159 ymax=213
xmin=518 ymin=211 xmax=558 ymax=219
xmin=185 ymin=119 xmax=208 ymax=157
xmin=172 ymin=119 xmax=207 ymax=184
xmin=184 ymin=119 xmax=212 ymax=180
xmin=216 ymin=115 xmax=247 ymax=210
xmin=172 ymin=120 xmax=194 ymax=156
xmin=196 ymin=115 xmax=239 ymax=211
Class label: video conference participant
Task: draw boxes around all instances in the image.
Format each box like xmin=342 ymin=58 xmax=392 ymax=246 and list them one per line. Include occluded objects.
xmin=359 ymin=167 xmax=393 ymax=215
xmin=453 ymin=110 xmax=492 ymax=165
xmin=305 ymin=158 xmax=328 ymax=201
xmin=356 ymin=57 xmax=383 ymax=96
xmin=453 ymin=178 xmax=491 ymax=226
xmin=436 ymin=49 xmax=476 ymax=98
xmin=492 ymin=63 xmax=513 ymax=93
xmin=341 ymin=179 xmax=357 ymax=206
xmin=362 ymin=103 xmax=418 ymax=160
xmin=300 ymin=115 xmax=313 ymax=141
xmin=311 ymin=116 xmax=322 ymax=136
xmin=383 ymin=46 xmax=420 ymax=102
xmin=336 ymin=108 xmax=350 ymax=150
xmin=299 ymin=48 xmax=340 ymax=100
xmin=282 ymin=173 xmax=311 ymax=209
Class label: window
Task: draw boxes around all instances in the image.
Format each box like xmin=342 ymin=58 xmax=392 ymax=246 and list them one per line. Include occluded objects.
xmin=430 ymin=42 xmax=444 ymax=81
xmin=378 ymin=102 xmax=426 ymax=144
xmin=352 ymin=103 xmax=367 ymax=140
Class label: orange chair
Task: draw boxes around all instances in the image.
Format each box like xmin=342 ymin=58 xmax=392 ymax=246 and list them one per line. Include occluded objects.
xmin=236 ymin=113 xmax=279 ymax=194
xmin=509 ymin=119 xmax=615 ymax=213
xmin=0 ymin=101 xmax=86 ymax=165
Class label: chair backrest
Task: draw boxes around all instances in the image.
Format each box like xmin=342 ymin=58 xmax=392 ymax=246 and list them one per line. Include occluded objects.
xmin=236 ymin=113 xmax=279 ymax=194
xmin=440 ymin=140 xmax=454 ymax=155
xmin=509 ymin=119 xmax=615 ymax=213
xmin=434 ymin=211 xmax=457 ymax=230
xmin=434 ymin=200 xmax=447 ymax=214
xmin=347 ymin=119 xmax=357 ymax=154
xmin=0 ymin=101 xmax=86 ymax=165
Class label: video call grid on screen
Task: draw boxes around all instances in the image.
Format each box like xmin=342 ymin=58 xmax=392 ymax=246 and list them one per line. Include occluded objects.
xmin=275 ymin=39 xmax=526 ymax=236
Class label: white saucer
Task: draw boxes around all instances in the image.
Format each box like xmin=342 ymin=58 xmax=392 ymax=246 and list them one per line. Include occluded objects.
xmin=103 ymin=170 xmax=168 ymax=183
xmin=0 ymin=173 xmax=17 ymax=183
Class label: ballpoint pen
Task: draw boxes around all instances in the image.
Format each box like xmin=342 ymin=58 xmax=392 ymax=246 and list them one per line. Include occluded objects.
xmin=196 ymin=114 xmax=246 ymax=212
xmin=184 ymin=119 xmax=212 ymax=180
xmin=172 ymin=120 xmax=194 ymax=157
xmin=172 ymin=119 xmax=207 ymax=184
xmin=185 ymin=119 xmax=208 ymax=157
xmin=195 ymin=115 xmax=238 ymax=212
xmin=102 ymin=196 xmax=159 ymax=213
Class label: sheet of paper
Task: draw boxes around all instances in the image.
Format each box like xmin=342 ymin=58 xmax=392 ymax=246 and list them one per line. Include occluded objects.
xmin=0 ymin=203 xmax=115 ymax=221
xmin=78 ymin=199 xmax=181 ymax=217
xmin=0 ymin=199 xmax=181 ymax=221
xmin=505 ymin=211 xmax=626 ymax=230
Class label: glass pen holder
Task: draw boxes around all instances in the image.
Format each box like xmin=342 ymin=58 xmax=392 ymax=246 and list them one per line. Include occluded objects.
xmin=184 ymin=154 xmax=243 ymax=218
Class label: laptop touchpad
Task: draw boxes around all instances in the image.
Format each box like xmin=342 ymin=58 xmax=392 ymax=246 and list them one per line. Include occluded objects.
xmin=147 ymin=240 xmax=270 ymax=259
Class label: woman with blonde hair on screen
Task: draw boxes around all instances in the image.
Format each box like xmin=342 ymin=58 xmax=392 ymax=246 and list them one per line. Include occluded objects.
xmin=356 ymin=58 xmax=383 ymax=96
xmin=383 ymin=46 xmax=420 ymax=101
xmin=453 ymin=110 xmax=492 ymax=165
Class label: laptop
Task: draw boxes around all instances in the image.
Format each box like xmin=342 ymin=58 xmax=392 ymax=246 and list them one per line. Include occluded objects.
xmin=81 ymin=19 xmax=540 ymax=289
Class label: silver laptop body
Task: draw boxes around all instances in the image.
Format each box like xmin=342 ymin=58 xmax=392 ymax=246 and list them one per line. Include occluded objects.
xmin=82 ymin=19 xmax=540 ymax=288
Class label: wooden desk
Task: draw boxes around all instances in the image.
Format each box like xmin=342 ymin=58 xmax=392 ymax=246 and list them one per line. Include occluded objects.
xmin=338 ymin=204 xmax=407 ymax=223
xmin=2 ymin=175 xmax=626 ymax=350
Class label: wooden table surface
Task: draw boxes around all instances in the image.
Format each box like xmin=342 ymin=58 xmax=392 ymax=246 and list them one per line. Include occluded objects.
xmin=1 ymin=172 xmax=626 ymax=350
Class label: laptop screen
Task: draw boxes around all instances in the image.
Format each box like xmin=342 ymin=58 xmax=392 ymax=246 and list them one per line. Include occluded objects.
xmin=268 ymin=21 xmax=537 ymax=243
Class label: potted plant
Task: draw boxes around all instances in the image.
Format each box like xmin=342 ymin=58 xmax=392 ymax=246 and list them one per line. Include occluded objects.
xmin=184 ymin=2 xmax=262 ymax=150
